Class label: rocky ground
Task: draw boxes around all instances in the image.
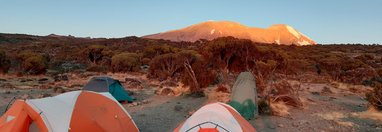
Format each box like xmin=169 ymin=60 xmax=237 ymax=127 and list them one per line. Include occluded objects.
xmin=1 ymin=73 xmax=382 ymax=132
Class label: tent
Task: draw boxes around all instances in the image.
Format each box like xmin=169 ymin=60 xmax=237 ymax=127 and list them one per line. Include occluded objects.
xmin=174 ymin=102 xmax=256 ymax=132
xmin=83 ymin=76 xmax=135 ymax=102
xmin=228 ymin=72 xmax=258 ymax=120
xmin=0 ymin=91 xmax=139 ymax=132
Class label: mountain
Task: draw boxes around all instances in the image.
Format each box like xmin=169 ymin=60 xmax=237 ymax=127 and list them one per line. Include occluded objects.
xmin=143 ymin=21 xmax=316 ymax=45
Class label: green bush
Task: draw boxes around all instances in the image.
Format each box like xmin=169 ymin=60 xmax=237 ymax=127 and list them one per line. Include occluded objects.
xmin=111 ymin=53 xmax=141 ymax=72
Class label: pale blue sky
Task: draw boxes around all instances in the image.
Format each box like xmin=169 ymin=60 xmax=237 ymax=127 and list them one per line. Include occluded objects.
xmin=0 ymin=0 xmax=381 ymax=44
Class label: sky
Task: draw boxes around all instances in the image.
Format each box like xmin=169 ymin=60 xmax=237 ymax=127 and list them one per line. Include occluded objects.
xmin=0 ymin=0 xmax=381 ymax=44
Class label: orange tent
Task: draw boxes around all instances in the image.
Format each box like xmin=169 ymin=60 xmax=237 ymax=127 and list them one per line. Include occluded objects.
xmin=174 ymin=102 xmax=256 ymax=132
xmin=0 ymin=91 xmax=139 ymax=132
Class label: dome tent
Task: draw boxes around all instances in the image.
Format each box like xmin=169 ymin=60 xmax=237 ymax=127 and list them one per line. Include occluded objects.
xmin=0 ymin=91 xmax=139 ymax=132
xmin=83 ymin=76 xmax=135 ymax=102
xmin=174 ymin=102 xmax=256 ymax=132
xmin=228 ymin=72 xmax=258 ymax=120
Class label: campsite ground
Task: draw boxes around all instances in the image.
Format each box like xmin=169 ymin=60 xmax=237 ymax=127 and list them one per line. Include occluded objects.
xmin=1 ymin=73 xmax=382 ymax=132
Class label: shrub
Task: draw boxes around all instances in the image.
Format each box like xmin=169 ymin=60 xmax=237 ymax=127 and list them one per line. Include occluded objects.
xmin=181 ymin=55 xmax=216 ymax=93
xmin=149 ymin=53 xmax=181 ymax=79
xmin=20 ymin=53 xmax=48 ymax=74
xmin=141 ymin=58 xmax=151 ymax=65
xmin=367 ymin=84 xmax=382 ymax=110
xmin=111 ymin=53 xmax=141 ymax=72
xmin=143 ymin=44 xmax=179 ymax=58
xmin=203 ymin=37 xmax=258 ymax=73
xmin=0 ymin=49 xmax=11 ymax=73
xmin=83 ymin=45 xmax=112 ymax=64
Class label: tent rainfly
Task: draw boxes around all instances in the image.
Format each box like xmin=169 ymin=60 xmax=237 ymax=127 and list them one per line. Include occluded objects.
xmin=174 ymin=102 xmax=256 ymax=132
xmin=0 ymin=91 xmax=139 ymax=132
xmin=83 ymin=76 xmax=135 ymax=102
xmin=228 ymin=72 xmax=259 ymax=120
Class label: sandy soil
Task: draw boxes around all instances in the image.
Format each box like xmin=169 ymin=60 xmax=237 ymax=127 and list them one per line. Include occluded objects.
xmin=1 ymin=73 xmax=382 ymax=132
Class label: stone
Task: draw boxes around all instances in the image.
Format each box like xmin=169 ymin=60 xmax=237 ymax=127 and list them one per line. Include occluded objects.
xmin=174 ymin=105 xmax=183 ymax=112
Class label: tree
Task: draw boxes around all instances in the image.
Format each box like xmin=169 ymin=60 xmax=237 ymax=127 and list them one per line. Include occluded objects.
xmin=149 ymin=53 xmax=181 ymax=80
xmin=202 ymin=37 xmax=259 ymax=82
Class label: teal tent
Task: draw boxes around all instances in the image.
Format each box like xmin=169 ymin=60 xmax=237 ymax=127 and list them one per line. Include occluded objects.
xmin=83 ymin=77 xmax=135 ymax=102
xmin=228 ymin=72 xmax=258 ymax=120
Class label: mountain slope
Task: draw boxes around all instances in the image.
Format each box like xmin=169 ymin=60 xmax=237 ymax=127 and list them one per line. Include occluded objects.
xmin=143 ymin=21 xmax=316 ymax=45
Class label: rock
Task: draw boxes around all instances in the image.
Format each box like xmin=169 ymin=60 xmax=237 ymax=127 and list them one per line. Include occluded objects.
xmin=4 ymin=91 xmax=11 ymax=94
xmin=278 ymin=124 xmax=284 ymax=128
xmin=0 ymin=78 xmax=6 ymax=81
xmin=142 ymin=100 xmax=149 ymax=104
xmin=311 ymin=92 xmax=320 ymax=95
xmin=174 ymin=105 xmax=183 ymax=112
xmin=132 ymin=102 xmax=138 ymax=106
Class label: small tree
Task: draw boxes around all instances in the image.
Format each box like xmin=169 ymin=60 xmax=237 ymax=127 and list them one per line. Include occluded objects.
xmin=83 ymin=45 xmax=112 ymax=64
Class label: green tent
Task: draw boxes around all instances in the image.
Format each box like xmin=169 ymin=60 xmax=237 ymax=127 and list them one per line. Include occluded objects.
xmin=83 ymin=76 xmax=135 ymax=102
xmin=228 ymin=72 xmax=258 ymax=120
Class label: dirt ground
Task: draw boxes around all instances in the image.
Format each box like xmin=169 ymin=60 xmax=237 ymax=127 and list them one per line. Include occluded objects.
xmin=1 ymin=73 xmax=382 ymax=132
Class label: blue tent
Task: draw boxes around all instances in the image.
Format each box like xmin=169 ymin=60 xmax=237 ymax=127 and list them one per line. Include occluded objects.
xmin=83 ymin=77 xmax=135 ymax=102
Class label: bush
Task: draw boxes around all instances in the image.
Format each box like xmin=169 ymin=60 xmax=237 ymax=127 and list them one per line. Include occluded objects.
xmin=141 ymin=58 xmax=151 ymax=65
xmin=20 ymin=53 xmax=48 ymax=74
xmin=111 ymin=53 xmax=141 ymax=72
xmin=83 ymin=45 xmax=112 ymax=64
xmin=149 ymin=53 xmax=181 ymax=79
xmin=0 ymin=49 xmax=11 ymax=73
xmin=143 ymin=44 xmax=179 ymax=58
xmin=367 ymin=84 xmax=382 ymax=110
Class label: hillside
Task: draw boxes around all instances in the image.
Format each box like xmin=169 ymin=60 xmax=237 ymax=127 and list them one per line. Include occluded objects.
xmin=143 ymin=21 xmax=316 ymax=45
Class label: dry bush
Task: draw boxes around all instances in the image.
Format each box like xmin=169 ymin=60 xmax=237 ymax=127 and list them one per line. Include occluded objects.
xmin=141 ymin=58 xmax=151 ymax=65
xmin=86 ymin=64 xmax=107 ymax=72
xmin=215 ymin=84 xmax=230 ymax=93
xmin=18 ymin=51 xmax=48 ymax=75
xmin=111 ymin=52 xmax=141 ymax=72
xmin=83 ymin=45 xmax=113 ymax=64
xmin=341 ymin=67 xmax=378 ymax=85
xmin=269 ymin=101 xmax=290 ymax=117
xmin=181 ymin=57 xmax=216 ymax=94
xmin=143 ymin=44 xmax=179 ymax=59
xmin=254 ymin=60 xmax=278 ymax=96
xmin=366 ymin=84 xmax=382 ymax=111
xmin=321 ymin=86 xmax=334 ymax=94
xmin=205 ymin=86 xmax=231 ymax=103
xmin=149 ymin=53 xmax=181 ymax=80
xmin=0 ymin=49 xmax=11 ymax=74
xmin=270 ymin=80 xmax=303 ymax=108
